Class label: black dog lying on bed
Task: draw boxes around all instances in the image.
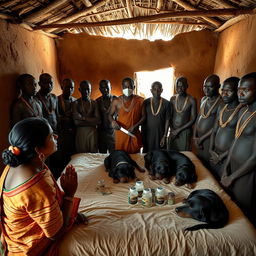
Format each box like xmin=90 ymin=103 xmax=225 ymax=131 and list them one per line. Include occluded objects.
xmin=144 ymin=150 xmax=197 ymax=186
xmin=144 ymin=150 xmax=174 ymax=183
xmin=104 ymin=150 xmax=145 ymax=183
xmin=175 ymin=189 xmax=229 ymax=231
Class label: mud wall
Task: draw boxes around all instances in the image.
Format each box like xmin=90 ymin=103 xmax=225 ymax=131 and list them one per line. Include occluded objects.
xmin=0 ymin=19 xmax=60 ymax=165
xmin=57 ymin=30 xmax=218 ymax=101
xmin=214 ymin=14 xmax=256 ymax=82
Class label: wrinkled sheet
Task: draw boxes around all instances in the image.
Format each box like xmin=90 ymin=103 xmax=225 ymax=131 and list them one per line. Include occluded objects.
xmin=58 ymin=152 xmax=256 ymax=256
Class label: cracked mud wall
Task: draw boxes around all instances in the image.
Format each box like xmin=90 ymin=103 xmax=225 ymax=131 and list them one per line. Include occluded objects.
xmin=0 ymin=19 xmax=60 ymax=167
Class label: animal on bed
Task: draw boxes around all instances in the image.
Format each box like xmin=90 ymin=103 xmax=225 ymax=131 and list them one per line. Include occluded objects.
xmin=175 ymin=189 xmax=229 ymax=231
xmin=144 ymin=150 xmax=175 ymax=183
xmin=166 ymin=150 xmax=197 ymax=187
xmin=104 ymin=150 xmax=144 ymax=183
xmin=144 ymin=150 xmax=197 ymax=186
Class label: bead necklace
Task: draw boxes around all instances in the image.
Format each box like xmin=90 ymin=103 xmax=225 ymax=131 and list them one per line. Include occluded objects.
xmin=20 ymin=97 xmax=40 ymax=117
xmin=81 ymin=98 xmax=91 ymax=115
xmin=200 ymin=96 xmax=220 ymax=119
xmin=38 ymin=93 xmax=54 ymax=115
xmin=235 ymin=106 xmax=256 ymax=139
xmin=150 ymin=97 xmax=163 ymax=116
xmin=121 ymin=95 xmax=135 ymax=112
xmin=219 ymin=103 xmax=242 ymax=128
xmin=175 ymin=95 xmax=188 ymax=113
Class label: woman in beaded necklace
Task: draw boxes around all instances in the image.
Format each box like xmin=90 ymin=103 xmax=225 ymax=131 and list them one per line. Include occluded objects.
xmin=221 ymin=72 xmax=256 ymax=227
xmin=168 ymin=77 xmax=197 ymax=151
xmin=193 ymin=74 xmax=222 ymax=169
xmin=209 ymin=77 xmax=242 ymax=180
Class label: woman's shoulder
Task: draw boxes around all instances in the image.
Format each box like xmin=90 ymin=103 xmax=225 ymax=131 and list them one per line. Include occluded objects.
xmin=4 ymin=166 xmax=44 ymax=191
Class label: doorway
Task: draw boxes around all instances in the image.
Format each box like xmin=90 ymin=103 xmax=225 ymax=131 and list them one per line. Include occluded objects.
xmin=135 ymin=67 xmax=175 ymax=100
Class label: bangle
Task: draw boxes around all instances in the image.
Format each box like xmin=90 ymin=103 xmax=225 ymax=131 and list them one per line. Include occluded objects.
xmin=64 ymin=196 xmax=74 ymax=202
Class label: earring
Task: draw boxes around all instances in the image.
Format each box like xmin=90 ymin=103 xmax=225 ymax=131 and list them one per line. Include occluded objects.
xmin=38 ymin=152 xmax=45 ymax=162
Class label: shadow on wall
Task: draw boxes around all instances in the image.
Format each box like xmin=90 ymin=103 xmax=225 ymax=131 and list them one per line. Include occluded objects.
xmin=0 ymin=72 xmax=20 ymax=172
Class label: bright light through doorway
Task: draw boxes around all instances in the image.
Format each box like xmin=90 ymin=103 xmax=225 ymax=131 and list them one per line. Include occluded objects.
xmin=135 ymin=67 xmax=175 ymax=100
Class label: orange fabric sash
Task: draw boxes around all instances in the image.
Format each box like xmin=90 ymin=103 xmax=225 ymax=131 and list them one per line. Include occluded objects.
xmin=115 ymin=95 xmax=144 ymax=153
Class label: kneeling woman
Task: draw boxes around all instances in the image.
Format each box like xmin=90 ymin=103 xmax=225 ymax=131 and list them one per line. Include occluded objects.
xmin=1 ymin=117 xmax=87 ymax=256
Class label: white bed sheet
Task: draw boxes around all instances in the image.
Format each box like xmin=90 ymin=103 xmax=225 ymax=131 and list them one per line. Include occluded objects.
xmin=58 ymin=152 xmax=256 ymax=256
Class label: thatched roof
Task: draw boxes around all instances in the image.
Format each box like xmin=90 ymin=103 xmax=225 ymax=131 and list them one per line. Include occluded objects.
xmin=0 ymin=0 xmax=255 ymax=40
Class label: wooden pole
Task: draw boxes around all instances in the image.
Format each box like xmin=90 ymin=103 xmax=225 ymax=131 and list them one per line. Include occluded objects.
xmin=23 ymin=0 xmax=67 ymax=23
xmin=172 ymin=0 xmax=221 ymax=27
xmin=125 ymin=0 xmax=134 ymax=17
xmin=156 ymin=0 xmax=165 ymax=13
xmin=211 ymin=0 xmax=236 ymax=9
xmin=34 ymin=8 xmax=253 ymax=30
xmin=145 ymin=20 xmax=210 ymax=27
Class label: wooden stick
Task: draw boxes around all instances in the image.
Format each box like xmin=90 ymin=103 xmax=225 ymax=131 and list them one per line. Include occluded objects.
xmin=23 ymin=0 xmax=67 ymax=23
xmin=0 ymin=12 xmax=16 ymax=20
xmin=172 ymin=0 xmax=221 ymax=27
xmin=211 ymin=0 xmax=236 ymax=9
xmin=125 ymin=0 xmax=134 ymax=17
xmin=34 ymin=8 xmax=253 ymax=30
xmin=145 ymin=20 xmax=210 ymax=27
xmin=156 ymin=0 xmax=165 ymax=13
xmin=48 ymin=0 xmax=107 ymax=25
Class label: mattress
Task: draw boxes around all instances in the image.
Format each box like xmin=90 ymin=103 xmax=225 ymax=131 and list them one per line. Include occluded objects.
xmin=58 ymin=152 xmax=256 ymax=256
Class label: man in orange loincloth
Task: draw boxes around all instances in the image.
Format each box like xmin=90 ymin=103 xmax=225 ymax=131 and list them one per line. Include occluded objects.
xmin=108 ymin=77 xmax=144 ymax=153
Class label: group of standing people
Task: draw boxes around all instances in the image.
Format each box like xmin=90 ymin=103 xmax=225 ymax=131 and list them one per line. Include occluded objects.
xmin=1 ymin=71 xmax=256 ymax=255
xmin=193 ymin=72 xmax=256 ymax=228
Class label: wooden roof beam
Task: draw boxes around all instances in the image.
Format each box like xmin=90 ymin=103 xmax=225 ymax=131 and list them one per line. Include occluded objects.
xmin=34 ymin=8 xmax=253 ymax=30
xmin=23 ymin=0 xmax=67 ymax=23
xmin=126 ymin=0 xmax=134 ymax=17
xmin=156 ymin=0 xmax=165 ymax=13
xmin=172 ymin=0 xmax=221 ymax=27
xmin=212 ymin=0 xmax=236 ymax=9
xmin=49 ymin=0 xmax=107 ymax=24
xmin=81 ymin=0 xmax=93 ymax=8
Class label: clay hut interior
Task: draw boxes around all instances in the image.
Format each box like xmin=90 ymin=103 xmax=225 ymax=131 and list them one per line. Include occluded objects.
xmin=0 ymin=1 xmax=256 ymax=254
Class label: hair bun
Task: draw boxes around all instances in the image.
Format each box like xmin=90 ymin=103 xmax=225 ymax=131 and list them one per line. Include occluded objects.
xmin=2 ymin=149 xmax=21 ymax=167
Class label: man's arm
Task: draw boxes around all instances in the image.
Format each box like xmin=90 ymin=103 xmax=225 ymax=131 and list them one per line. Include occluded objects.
xmin=221 ymin=135 xmax=256 ymax=187
xmin=129 ymin=100 xmax=146 ymax=133
xmin=72 ymin=100 xmax=99 ymax=127
xmin=170 ymin=96 xmax=197 ymax=138
xmin=108 ymin=98 xmax=120 ymax=130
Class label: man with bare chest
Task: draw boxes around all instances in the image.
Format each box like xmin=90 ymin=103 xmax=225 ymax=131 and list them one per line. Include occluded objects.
xmin=72 ymin=80 xmax=101 ymax=153
xmin=96 ymin=80 xmax=117 ymax=153
xmin=221 ymin=72 xmax=256 ymax=227
xmin=193 ymin=74 xmax=222 ymax=168
xmin=11 ymin=74 xmax=43 ymax=126
xmin=108 ymin=77 xmax=144 ymax=153
xmin=209 ymin=77 xmax=242 ymax=179
xmin=58 ymin=78 xmax=77 ymax=165
xmin=168 ymin=77 xmax=197 ymax=151
xmin=142 ymin=81 xmax=170 ymax=152
xmin=36 ymin=73 xmax=58 ymax=132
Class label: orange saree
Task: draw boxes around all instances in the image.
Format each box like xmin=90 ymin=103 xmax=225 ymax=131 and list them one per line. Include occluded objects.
xmin=0 ymin=166 xmax=79 ymax=256
xmin=115 ymin=95 xmax=144 ymax=153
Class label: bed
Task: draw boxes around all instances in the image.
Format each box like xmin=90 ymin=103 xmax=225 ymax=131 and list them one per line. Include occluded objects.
xmin=58 ymin=152 xmax=256 ymax=256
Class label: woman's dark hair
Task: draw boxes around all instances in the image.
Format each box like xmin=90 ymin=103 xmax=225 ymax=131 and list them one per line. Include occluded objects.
xmin=2 ymin=118 xmax=50 ymax=167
